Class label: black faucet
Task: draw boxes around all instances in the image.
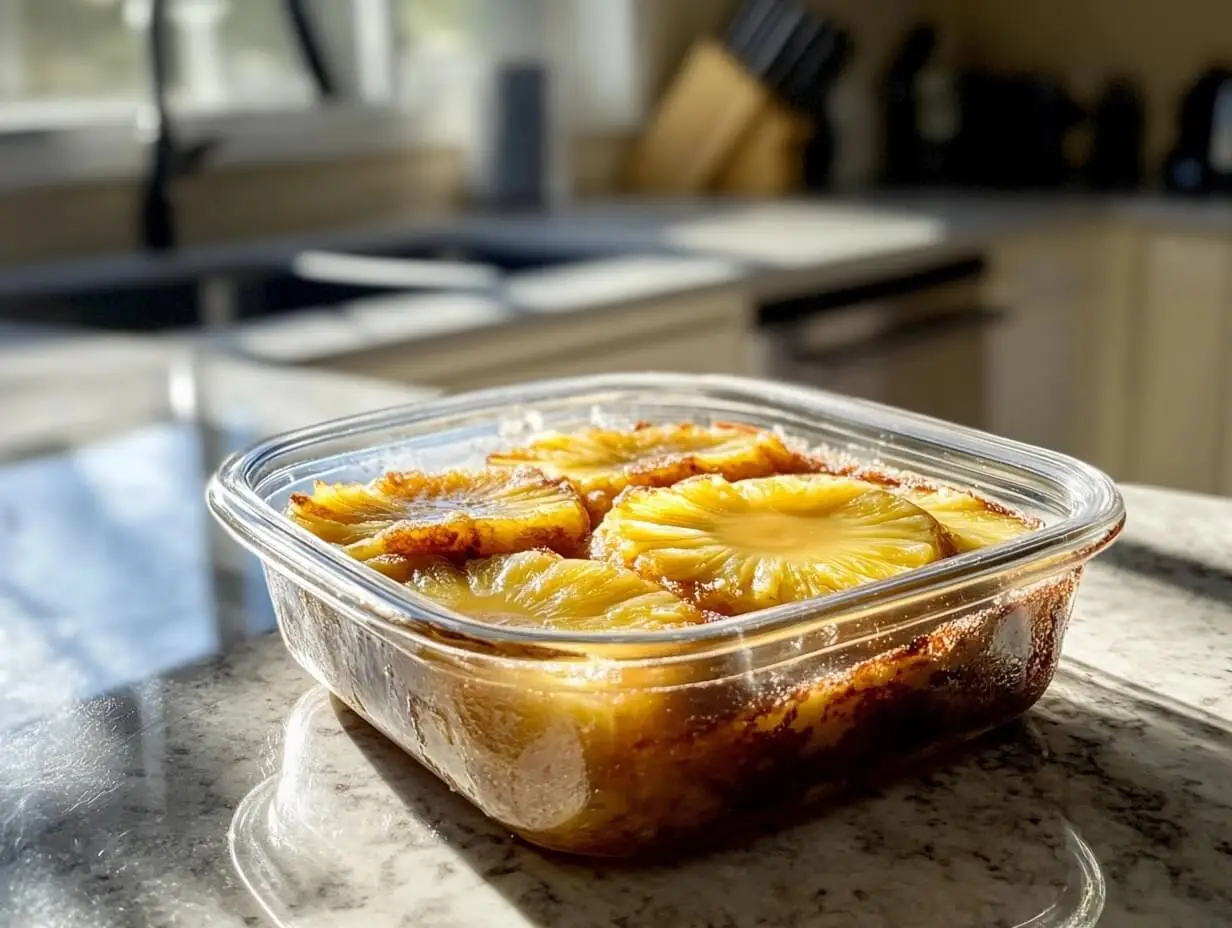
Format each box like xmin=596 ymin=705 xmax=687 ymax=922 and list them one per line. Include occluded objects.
xmin=138 ymin=0 xmax=216 ymax=252
xmin=283 ymin=0 xmax=341 ymax=100
xmin=138 ymin=0 xmax=339 ymax=252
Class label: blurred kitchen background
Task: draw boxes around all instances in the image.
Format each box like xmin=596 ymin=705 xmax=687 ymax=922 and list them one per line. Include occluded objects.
xmin=5 ymin=0 xmax=1232 ymax=498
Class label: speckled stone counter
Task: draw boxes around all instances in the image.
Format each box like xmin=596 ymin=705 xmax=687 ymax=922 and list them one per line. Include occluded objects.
xmin=3 ymin=478 xmax=1230 ymax=928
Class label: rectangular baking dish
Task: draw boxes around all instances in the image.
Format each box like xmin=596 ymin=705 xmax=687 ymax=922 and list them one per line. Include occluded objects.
xmin=207 ymin=373 xmax=1124 ymax=857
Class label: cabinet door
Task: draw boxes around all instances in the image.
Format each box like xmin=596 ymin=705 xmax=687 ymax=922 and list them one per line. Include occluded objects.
xmin=768 ymin=285 xmax=994 ymax=432
xmin=982 ymin=223 xmax=1154 ymax=480
xmin=1078 ymin=224 xmax=1140 ymax=480
xmin=982 ymin=229 xmax=1102 ymax=460
xmin=1131 ymin=233 xmax=1231 ymax=494
xmin=434 ymin=323 xmax=750 ymax=392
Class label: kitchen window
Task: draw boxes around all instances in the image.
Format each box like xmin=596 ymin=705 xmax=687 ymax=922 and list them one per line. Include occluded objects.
xmin=0 ymin=0 xmax=641 ymax=189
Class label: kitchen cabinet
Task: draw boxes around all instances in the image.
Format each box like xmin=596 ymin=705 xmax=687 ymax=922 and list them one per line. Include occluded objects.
xmin=317 ymin=287 xmax=754 ymax=392
xmin=1130 ymin=231 xmax=1232 ymax=495
xmin=984 ymin=223 xmax=1232 ymax=496
xmin=755 ymin=264 xmax=995 ymax=433
xmin=981 ymin=226 xmax=1117 ymax=468
xmin=1038 ymin=221 xmax=1232 ymax=498
xmin=1081 ymin=224 xmax=1140 ymax=482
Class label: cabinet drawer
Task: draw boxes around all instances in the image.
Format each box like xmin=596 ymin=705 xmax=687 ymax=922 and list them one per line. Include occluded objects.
xmin=318 ymin=290 xmax=753 ymax=390
xmin=432 ymin=323 xmax=751 ymax=392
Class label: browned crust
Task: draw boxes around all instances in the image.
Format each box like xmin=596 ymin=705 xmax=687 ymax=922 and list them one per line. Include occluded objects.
xmin=375 ymin=514 xmax=589 ymax=560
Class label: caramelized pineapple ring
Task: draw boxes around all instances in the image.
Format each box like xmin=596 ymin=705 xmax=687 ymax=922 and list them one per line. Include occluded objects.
xmin=404 ymin=550 xmax=705 ymax=632
xmin=393 ymin=550 xmax=705 ymax=837
xmin=287 ymin=467 xmax=590 ymax=560
xmin=488 ymin=422 xmax=805 ymax=518
xmin=891 ymin=485 xmax=1039 ymax=553
xmin=591 ymin=474 xmax=952 ymax=615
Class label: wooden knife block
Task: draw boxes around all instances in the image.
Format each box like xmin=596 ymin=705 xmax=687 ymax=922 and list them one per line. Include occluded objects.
xmin=715 ymin=102 xmax=812 ymax=196
xmin=625 ymin=39 xmax=774 ymax=195
xmin=625 ymin=38 xmax=810 ymax=197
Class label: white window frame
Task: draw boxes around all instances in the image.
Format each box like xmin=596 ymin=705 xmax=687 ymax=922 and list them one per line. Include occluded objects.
xmin=0 ymin=0 xmax=644 ymax=193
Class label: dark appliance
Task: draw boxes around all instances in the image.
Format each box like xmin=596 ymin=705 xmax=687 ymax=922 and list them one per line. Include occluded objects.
xmin=799 ymin=24 xmax=852 ymax=190
xmin=1163 ymin=66 xmax=1232 ymax=195
xmin=1087 ymin=79 xmax=1145 ymax=191
xmin=882 ymin=24 xmax=960 ymax=186
xmin=953 ymin=72 xmax=1084 ymax=189
xmin=470 ymin=61 xmax=551 ymax=211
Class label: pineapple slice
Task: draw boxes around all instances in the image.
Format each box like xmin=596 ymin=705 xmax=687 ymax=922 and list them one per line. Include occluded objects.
xmin=404 ymin=549 xmax=705 ymax=632
xmin=488 ymin=422 xmax=805 ymax=519
xmin=892 ymin=485 xmax=1038 ymax=553
xmin=397 ymin=550 xmax=706 ymax=842
xmin=801 ymin=455 xmax=1039 ymax=554
xmin=591 ymin=474 xmax=952 ymax=614
xmin=287 ymin=467 xmax=590 ymax=560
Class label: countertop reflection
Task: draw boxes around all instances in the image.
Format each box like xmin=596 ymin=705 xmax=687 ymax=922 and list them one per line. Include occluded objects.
xmin=231 ymin=685 xmax=1102 ymax=928
xmin=0 ymin=339 xmax=434 ymax=730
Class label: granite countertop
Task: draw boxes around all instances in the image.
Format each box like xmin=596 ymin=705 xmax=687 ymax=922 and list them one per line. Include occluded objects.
xmin=1 ymin=338 xmax=1230 ymax=926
